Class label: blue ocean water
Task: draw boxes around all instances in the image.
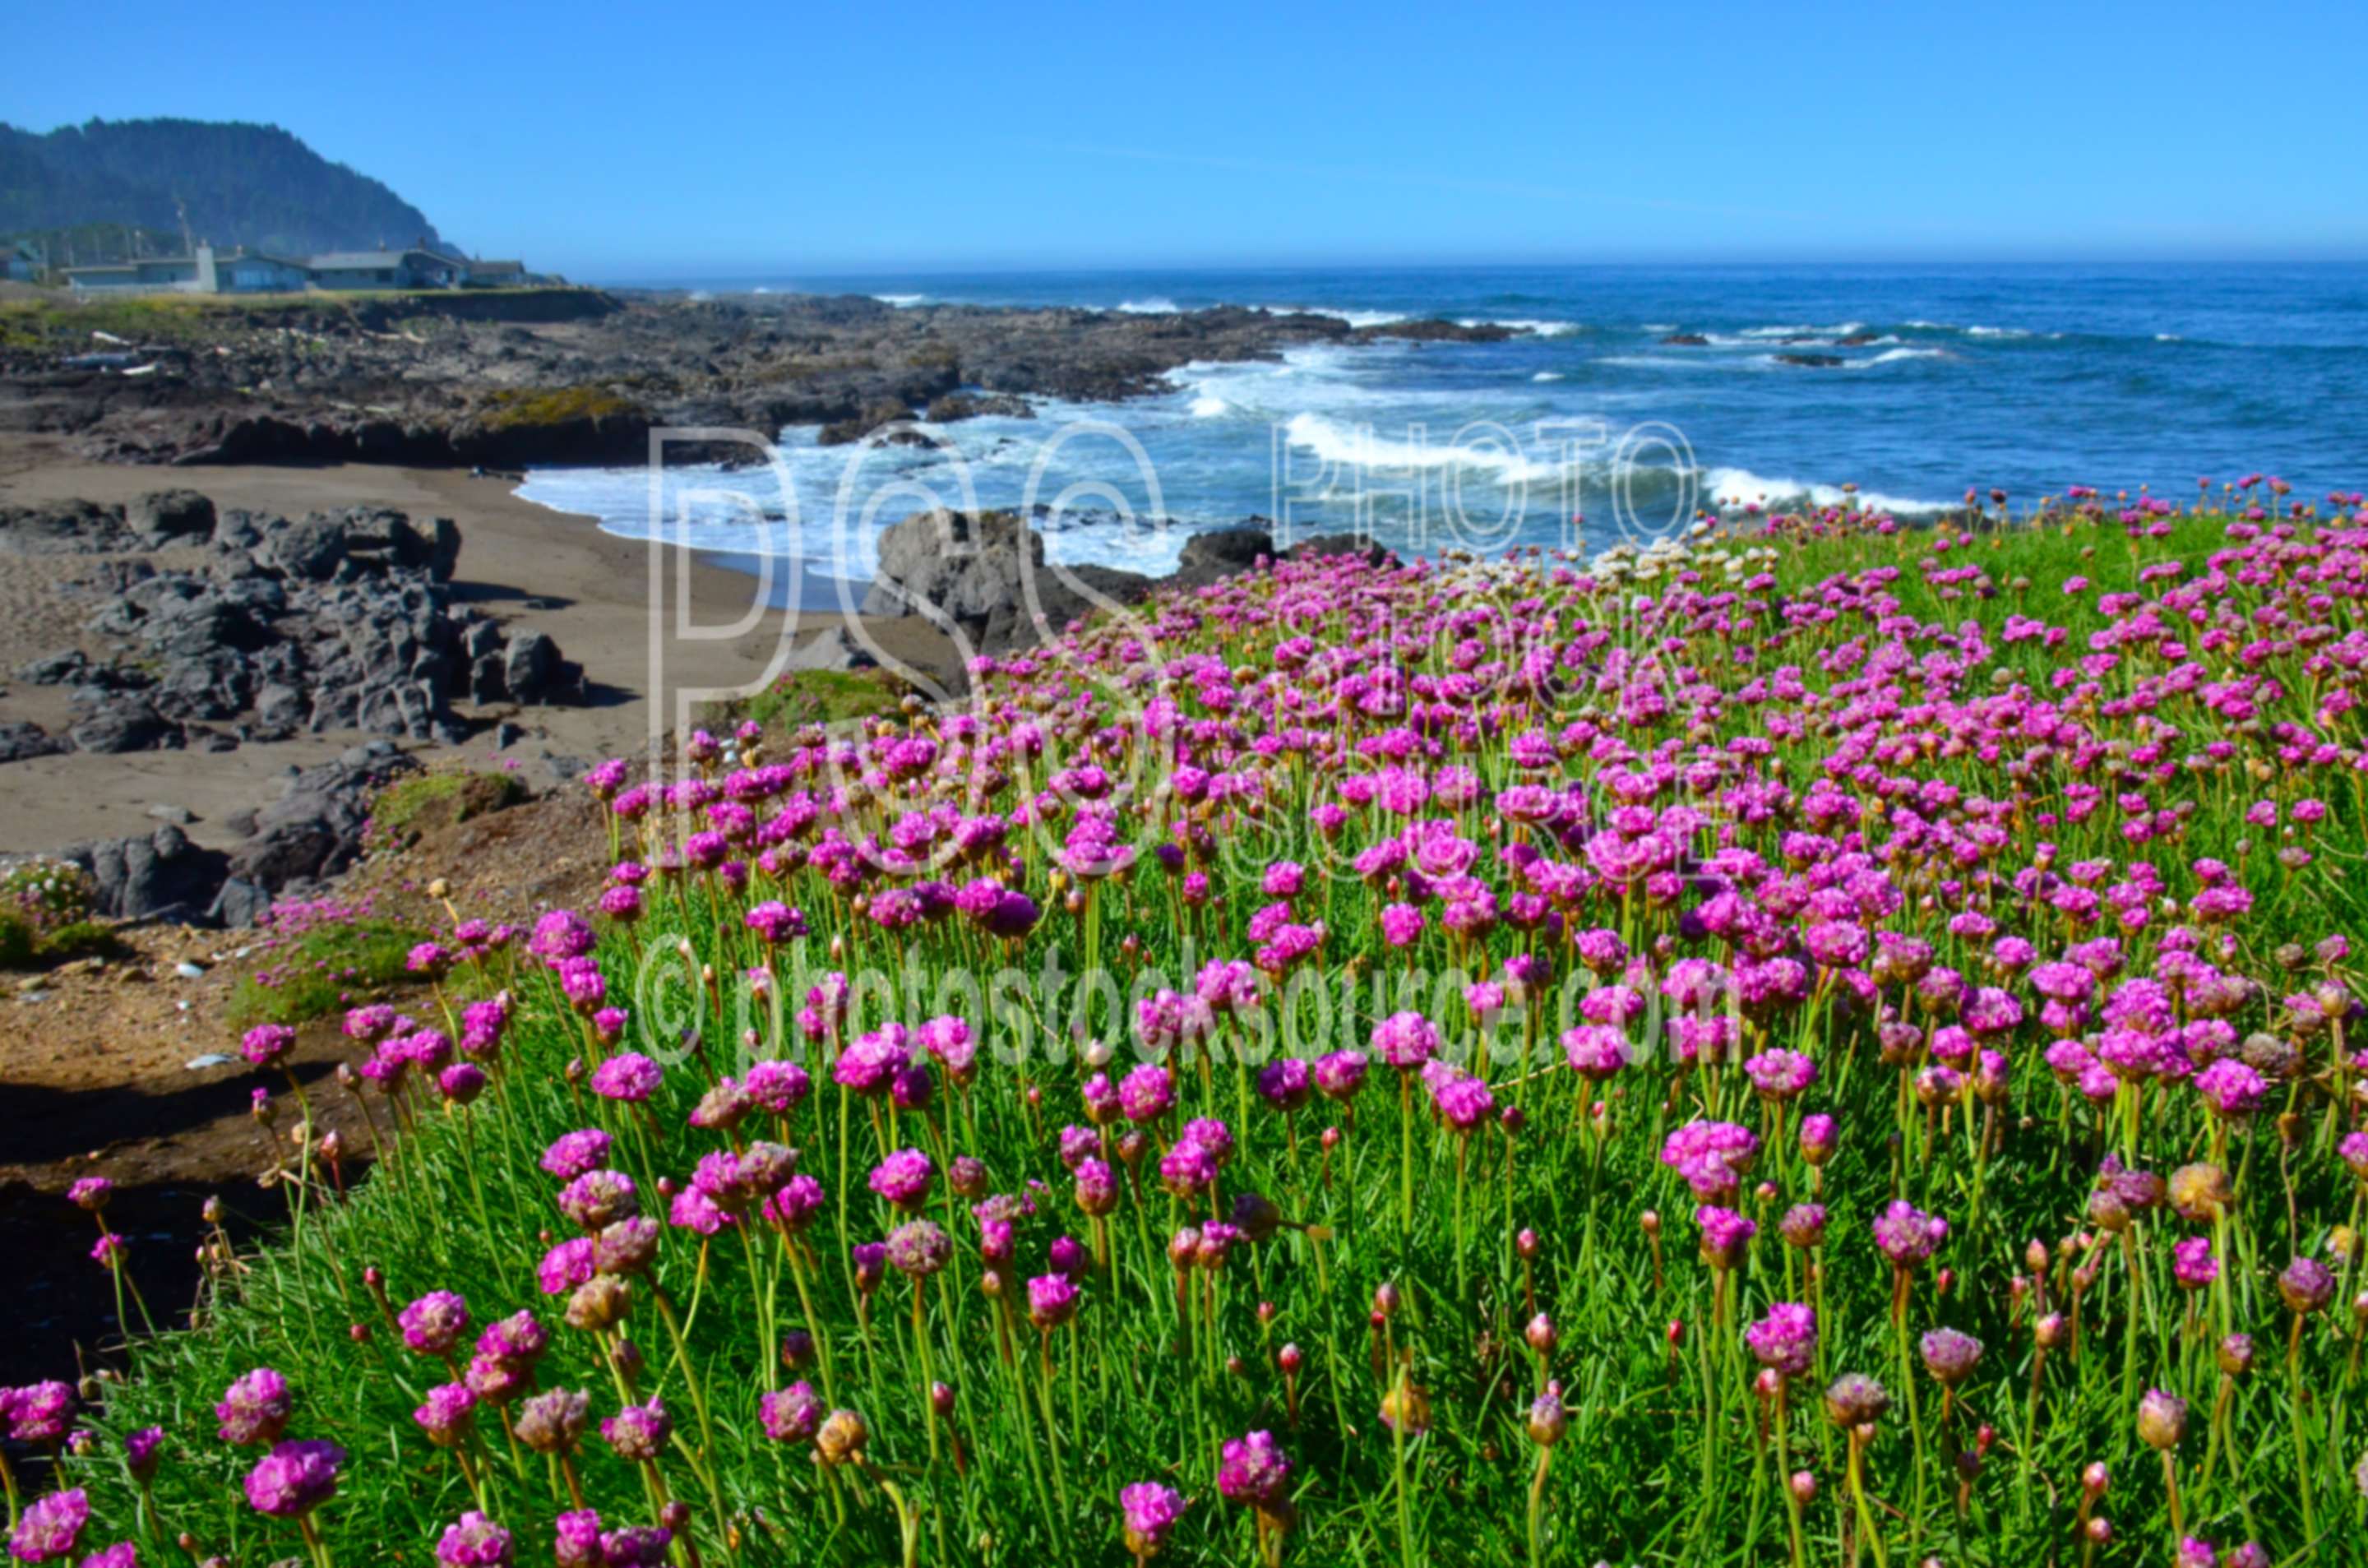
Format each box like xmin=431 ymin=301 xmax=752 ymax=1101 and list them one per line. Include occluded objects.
xmin=519 ymin=263 xmax=2368 ymax=580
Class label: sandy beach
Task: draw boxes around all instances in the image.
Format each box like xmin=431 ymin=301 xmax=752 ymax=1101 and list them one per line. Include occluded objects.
xmin=0 ymin=434 xmax=953 ymax=854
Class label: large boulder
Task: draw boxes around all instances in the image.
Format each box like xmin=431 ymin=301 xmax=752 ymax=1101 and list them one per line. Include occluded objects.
xmin=262 ymin=514 xmax=349 ymax=580
xmin=818 ymin=397 xmax=916 ymax=447
xmin=15 ymin=650 xmax=90 ymax=686
xmin=863 ymin=509 xmax=1302 ymax=656
xmin=67 ymin=825 xmax=230 ymax=923
xmin=502 ymin=629 xmax=583 ymax=705
xmin=862 ymin=509 xmax=1048 ymax=624
xmin=69 ymin=700 xmax=174 ymax=755
xmin=1174 ymin=526 xmax=1274 ymax=585
xmin=226 ymin=743 xmax=419 ymax=891
xmin=127 ymin=489 xmax=218 ymax=548
xmin=0 ymin=721 xmax=69 ymax=764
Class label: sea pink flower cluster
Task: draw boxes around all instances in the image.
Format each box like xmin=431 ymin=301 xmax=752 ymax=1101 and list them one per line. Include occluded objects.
xmin=34 ymin=488 xmax=2368 ymax=1565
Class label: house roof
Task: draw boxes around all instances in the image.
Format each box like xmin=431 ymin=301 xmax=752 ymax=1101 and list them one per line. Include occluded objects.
xmin=469 ymin=259 xmax=525 ymax=273
xmin=307 ymin=252 xmax=414 ymax=271
xmin=220 ymin=249 xmax=313 ymax=271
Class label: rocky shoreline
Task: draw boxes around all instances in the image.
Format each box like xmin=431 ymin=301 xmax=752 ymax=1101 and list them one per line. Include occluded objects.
xmin=0 ymin=289 xmax=1529 ymax=471
xmin=1 ymin=490 xmax=584 ymax=763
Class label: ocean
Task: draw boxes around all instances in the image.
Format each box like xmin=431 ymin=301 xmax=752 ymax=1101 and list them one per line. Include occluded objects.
xmin=516 ymin=262 xmax=2368 ymax=583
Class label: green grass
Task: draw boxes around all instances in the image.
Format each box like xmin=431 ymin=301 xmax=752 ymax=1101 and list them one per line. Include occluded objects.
xmin=710 ymin=667 xmax=912 ymax=733
xmin=368 ymin=770 xmax=529 ymax=848
xmin=223 ymin=918 xmax=429 ymax=1029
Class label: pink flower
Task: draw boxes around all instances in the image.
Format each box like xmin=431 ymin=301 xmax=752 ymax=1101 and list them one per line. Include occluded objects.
xmin=1370 ymin=1011 xmax=1440 ymax=1071
xmin=867 ymin=1149 xmax=936 ymax=1210
xmin=590 ymin=1053 xmax=662 ymax=1103
xmin=1745 ymin=1304 xmax=1818 ymax=1378
xmin=1872 ymin=1200 xmax=1947 ymax=1266
xmin=243 ymin=1440 xmax=344 ymax=1518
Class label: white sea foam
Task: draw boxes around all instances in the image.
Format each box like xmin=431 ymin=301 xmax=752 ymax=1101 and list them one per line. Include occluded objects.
xmin=1457 ymin=317 xmax=1583 ymax=336
xmin=1700 ymin=465 xmax=1950 ymax=515
xmin=1281 ymin=411 xmax=1571 ymax=487
xmin=1598 ymin=353 xmax=1778 ymax=372
xmin=1964 ymin=325 xmax=2030 ymax=339
xmin=1846 ymin=347 xmax=1945 ymax=368
xmin=1739 ymin=321 xmax=1866 ymax=339
xmin=2156 ymin=333 xmax=2182 ymax=342
xmin=1531 ymin=371 xmax=1566 ymax=382
xmin=1116 ymin=297 xmax=1181 ymax=314
xmin=1640 ymin=322 xmax=1677 ymax=332
xmin=1188 ymin=392 xmax=1233 ymax=417
xmin=873 ymin=293 xmax=927 ymax=308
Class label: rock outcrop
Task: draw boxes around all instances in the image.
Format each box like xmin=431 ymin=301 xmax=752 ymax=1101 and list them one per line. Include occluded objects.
xmin=56 ymin=741 xmax=427 ymax=927
xmin=3 ymin=493 xmax=583 ymax=762
xmin=858 ymin=508 xmax=1393 ymax=661
xmin=0 ymin=289 xmax=1537 ymax=470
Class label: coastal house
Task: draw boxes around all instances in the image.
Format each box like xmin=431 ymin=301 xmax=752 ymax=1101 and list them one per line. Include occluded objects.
xmin=5 ymin=242 xmax=43 ymax=282
xmin=61 ymin=238 xmax=534 ymax=296
xmin=62 ymin=243 xmax=217 ymax=294
xmin=215 ymin=248 xmax=315 ymax=293
xmin=306 ymin=247 xmax=465 ymax=290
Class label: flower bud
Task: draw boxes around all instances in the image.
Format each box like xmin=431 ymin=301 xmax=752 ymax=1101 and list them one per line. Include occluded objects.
xmin=1525 ymin=1387 xmax=1567 ymax=1447
xmin=2135 ymin=1388 xmax=2187 ymax=1450
xmin=814 ymin=1408 xmax=868 ymax=1466
xmin=1824 ymin=1373 xmax=1891 ymax=1428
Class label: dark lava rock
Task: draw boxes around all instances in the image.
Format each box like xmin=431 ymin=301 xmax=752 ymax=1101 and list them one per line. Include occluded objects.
xmin=923 ymin=391 xmax=1037 ymax=423
xmin=0 ymin=721 xmax=69 ymax=763
xmin=43 ymin=499 xmax=580 ymax=751
xmin=1774 ymin=354 xmax=1844 ymax=368
xmin=863 ymin=508 xmax=1322 ymax=662
xmin=0 ymin=500 xmax=132 ymax=554
xmin=69 ymin=700 xmax=174 ymax=754
xmin=502 ymin=629 xmax=584 ymax=705
xmin=127 ymin=488 xmax=218 ymax=547
xmin=65 ymin=825 xmax=229 ymax=923
xmin=16 ymin=650 xmax=90 ymax=686
xmin=226 ymin=743 xmax=419 ymax=894
xmin=1661 ymin=333 xmax=1709 ymax=347
xmin=818 ymin=397 xmax=917 ymax=447
xmin=1174 ymin=526 xmax=1274 ymax=585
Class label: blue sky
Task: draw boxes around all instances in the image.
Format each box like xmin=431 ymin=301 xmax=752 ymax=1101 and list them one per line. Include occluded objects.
xmin=7 ymin=0 xmax=2366 ymax=277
